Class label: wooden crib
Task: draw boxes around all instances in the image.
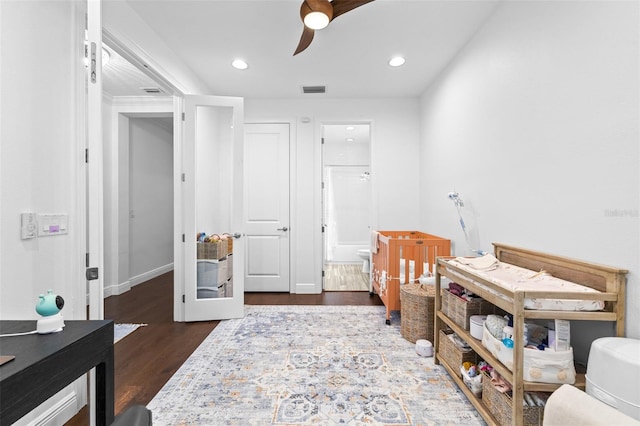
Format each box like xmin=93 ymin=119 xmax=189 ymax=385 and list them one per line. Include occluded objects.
xmin=371 ymin=231 xmax=451 ymax=324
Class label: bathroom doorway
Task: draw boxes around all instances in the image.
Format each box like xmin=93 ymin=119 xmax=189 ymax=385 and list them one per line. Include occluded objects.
xmin=322 ymin=123 xmax=372 ymax=291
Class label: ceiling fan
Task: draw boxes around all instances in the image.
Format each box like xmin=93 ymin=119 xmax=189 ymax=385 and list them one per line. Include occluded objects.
xmin=293 ymin=0 xmax=375 ymax=55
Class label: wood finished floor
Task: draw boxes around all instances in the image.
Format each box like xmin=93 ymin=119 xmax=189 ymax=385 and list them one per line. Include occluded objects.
xmin=323 ymin=263 xmax=370 ymax=291
xmin=65 ymin=271 xmax=382 ymax=425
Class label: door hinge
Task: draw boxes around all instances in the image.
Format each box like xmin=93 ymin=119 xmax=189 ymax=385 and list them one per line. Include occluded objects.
xmin=321 ymin=182 xmax=324 ymax=189
xmin=85 ymin=148 xmax=89 ymax=163
xmin=182 ymin=234 xmax=185 ymax=242
xmin=182 ymin=112 xmax=185 ymax=121
xmin=182 ymin=294 xmax=185 ymax=303
xmin=181 ymin=173 xmax=185 ymax=182
xmin=322 ymin=225 xmax=325 ymax=233
xmin=321 ymin=137 xmax=325 ymax=145
xmin=90 ymin=42 xmax=97 ymax=84
xmin=322 ymin=270 xmax=325 ymax=278
xmin=86 ymin=252 xmax=89 ymax=267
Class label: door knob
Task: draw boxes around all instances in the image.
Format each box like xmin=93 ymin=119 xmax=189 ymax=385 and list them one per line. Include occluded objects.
xmin=277 ymin=227 xmax=289 ymax=232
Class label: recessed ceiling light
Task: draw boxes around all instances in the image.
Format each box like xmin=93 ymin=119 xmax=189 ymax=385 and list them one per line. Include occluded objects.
xmin=346 ymin=138 xmax=355 ymax=142
xmin=346 ymin=126 xmax=355 ymax=131
xmin=388 ymin=56 xmax=406 ymax=67
xmin=232 ymin=59 xmax=248 ymax=70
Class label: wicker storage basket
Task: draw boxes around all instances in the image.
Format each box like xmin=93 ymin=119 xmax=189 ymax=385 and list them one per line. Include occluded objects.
xmin=400 ymin=283 xmax=436 ymax=343
xmin=440 ymin=288 xmax=496 ymax=330
xmin=197 ymin=240 xmax=227 ymax=260
xmin=438 ymin=329 xmax=478 ymax=377
xmin=481 ymin=372 xmax=545 ymax=426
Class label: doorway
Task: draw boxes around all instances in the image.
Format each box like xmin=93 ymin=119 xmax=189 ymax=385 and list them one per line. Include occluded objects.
xmin=101 ymin=37 xmax=177 ymax=297
xmin=322 ymin=123 xmax=372 ymax=291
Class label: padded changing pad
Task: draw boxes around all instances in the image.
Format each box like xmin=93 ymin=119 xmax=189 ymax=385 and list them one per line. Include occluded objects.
xmin=445 ymin=255 xmax=604 ymax=311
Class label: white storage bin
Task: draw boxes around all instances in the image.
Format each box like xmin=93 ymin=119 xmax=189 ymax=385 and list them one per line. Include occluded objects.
xmin=197 ymin=259 xmax=226 ymax=288
xmin=226 ymin=254 xmax=233 ymax=280
xmin=470 ymin=315 xmax=487 ymax=340
xmin=196 ymin=283 xmax=224 ymax=299
xmin=482 ymin=322 xmax=576 ymax=384
xmin=460 ymin=365 xmax=482 ymax=397
xmin=224 ymin=278 xmax=233 ymax=298
xmin=586 ymin=337 xmax=640 ymax=421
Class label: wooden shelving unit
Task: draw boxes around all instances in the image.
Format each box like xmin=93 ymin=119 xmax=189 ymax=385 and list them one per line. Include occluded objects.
xmin=434 ymin=243 xmax=627 ymax=426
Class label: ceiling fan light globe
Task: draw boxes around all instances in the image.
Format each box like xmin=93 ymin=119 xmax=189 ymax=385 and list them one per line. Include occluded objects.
xmin=304 ymin=11 xmax=330 ymax=30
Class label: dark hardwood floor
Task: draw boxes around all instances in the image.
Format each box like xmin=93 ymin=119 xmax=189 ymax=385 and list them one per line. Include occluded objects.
xmin=65 ymin=271 xmax=382 ymax=425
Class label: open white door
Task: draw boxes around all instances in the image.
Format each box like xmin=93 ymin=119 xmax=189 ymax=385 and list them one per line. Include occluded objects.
xmin=182 ymin=95 xmax=244 ymax=321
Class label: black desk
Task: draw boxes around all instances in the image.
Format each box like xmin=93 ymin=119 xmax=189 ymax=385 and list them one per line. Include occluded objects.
xmin=0 ymin=320 xmax=114 ymax=426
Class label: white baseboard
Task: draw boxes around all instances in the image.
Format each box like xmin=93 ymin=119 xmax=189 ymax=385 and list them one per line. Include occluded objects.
xmin=87 ymin=263 xmax=174 ymax=303
xmin=15 ymin=388 xmax=79 ymax=426
xmin=294 ymin=282 xmax=321 ymax=294
xmin=129 ymin=263 xmax=173 ymax=287
xmin=104 ymin=279 xmax=132 ymax=298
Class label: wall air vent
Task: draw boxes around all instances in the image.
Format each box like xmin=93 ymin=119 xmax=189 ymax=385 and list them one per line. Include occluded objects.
xmin=140 ymin=87 xmax=164 ymax=94
xmin=302 ymin=85 xmax=326 ymax=94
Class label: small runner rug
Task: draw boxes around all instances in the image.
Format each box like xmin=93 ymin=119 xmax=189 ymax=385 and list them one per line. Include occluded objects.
xmin=114 ymin=323 xmax=147 ymax=344
xmin=147 ymin=305 xmax=484 ymax=425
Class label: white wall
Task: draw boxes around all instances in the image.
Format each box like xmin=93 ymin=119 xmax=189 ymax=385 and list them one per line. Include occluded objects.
xmin=419 ymin=0 xmax=639 ymax=361
xmin=0 ymin=0 xmax=88 ymax=423
xmin=129 ymin=117 xmax=174 ymax=278
xmin=246 ymin=98 xmax=422 ymax=292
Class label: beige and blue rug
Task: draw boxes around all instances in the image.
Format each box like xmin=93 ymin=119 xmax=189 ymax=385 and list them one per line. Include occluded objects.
xmin=147 ymin=305 xmax=484 ymax=425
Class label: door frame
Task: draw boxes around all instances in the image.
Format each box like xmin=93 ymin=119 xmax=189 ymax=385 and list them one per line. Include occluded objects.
xmin=95 ymin=31 xmax=187 ymax=320
xmin=317 ymin=120 xmax=376 ymax=292
xmin=104 ymin=98 xmax=174 ymax=298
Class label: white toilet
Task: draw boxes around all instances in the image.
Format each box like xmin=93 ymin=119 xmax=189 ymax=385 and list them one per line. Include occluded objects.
xmin=357 ymin=248 xmax=370 ymax=273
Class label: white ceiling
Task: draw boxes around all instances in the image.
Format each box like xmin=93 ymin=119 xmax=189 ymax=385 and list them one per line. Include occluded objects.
xmin=103 ymin=0 xmax=500 ymax=99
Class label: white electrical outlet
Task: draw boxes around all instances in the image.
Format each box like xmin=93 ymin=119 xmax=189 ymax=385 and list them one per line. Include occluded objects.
xmin=21 ymin=213 xmax=38 ymax=240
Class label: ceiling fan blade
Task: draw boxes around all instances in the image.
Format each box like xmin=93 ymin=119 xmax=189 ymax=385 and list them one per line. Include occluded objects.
xmin=293 ymin=25 xmax=315 ymax=56
xmin=330 ymin=0 xmax=375 ymax=20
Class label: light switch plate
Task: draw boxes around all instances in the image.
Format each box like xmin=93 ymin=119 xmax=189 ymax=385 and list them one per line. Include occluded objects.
xmin=21 ymin=213 xmax=38 ymax=240
xmin=38 ymin=213 xmax=69 ymax=236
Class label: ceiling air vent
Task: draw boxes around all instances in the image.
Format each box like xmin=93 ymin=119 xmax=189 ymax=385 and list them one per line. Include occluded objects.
xmin=302 ymin=85 xmax=326 ymax=94
xmin=140 ymin=87 xmax=164 ymax=94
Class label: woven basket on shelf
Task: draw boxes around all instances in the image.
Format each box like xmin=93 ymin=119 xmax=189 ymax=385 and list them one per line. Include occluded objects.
xmin=438 ymin=329 xmax=478 ymax=378
xmin=400 ymin=283 xmax=436 ymax=343
xmin=481 ymin=371 xmax=546 ymax=426
xmin=197 ymin=240 xmax=227 ymax=260
xmin=440 ymin=287 xmax=497 ymax=330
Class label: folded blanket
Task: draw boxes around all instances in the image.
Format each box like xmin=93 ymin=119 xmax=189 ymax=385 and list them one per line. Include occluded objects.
xmin=454 ymin=254 xmax=499 ymax=271
xmin=371 ymin=230 xmax=380 ymax=254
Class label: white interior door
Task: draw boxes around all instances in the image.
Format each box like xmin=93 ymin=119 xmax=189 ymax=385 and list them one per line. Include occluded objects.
xmin=183 ymin=95 xmax=244 ymax=321
xmin=244 ymin=123 xmax=290 ymax=292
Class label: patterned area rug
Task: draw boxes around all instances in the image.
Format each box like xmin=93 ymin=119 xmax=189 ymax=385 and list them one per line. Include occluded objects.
xmin=147 ymin=305 xmax=485 ymax=425
xmin=114 ymin=323 xmax=147 ymax=344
